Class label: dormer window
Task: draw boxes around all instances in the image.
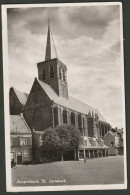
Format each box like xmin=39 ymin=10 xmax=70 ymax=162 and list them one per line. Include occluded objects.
xmin=50 ymin=66 xmax=54 ymax=78
xmin=42 ymin=70 xmax=46 ymax=80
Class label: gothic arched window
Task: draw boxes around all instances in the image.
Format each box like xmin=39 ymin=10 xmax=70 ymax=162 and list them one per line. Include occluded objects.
xmin=87 ymin=118 xmax=94 ymax=137
xmin=42 ymin=69 xmax=46 ymax=80
xmin=33 ymin=109 xmax=42 ymax=131
xmin=78 ymin=114 xmax=82 ymax=132
xmin=50 ymin=66 xmax=54 ymax=78
xmin=71 ymin=112 xmax=75 ymax=126
xmin=82 ymin=117 xmax=85 ymax=135
xmin=63 ymin=109 xmax=67 ymax=124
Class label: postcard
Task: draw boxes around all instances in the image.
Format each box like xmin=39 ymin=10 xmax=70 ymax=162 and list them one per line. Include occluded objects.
xmin=2 ymin=2 xmax=127 ymax=192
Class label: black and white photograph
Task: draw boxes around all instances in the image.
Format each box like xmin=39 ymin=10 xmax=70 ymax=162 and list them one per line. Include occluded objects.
xmin=2 ymin=2 xmax=127 ymax=192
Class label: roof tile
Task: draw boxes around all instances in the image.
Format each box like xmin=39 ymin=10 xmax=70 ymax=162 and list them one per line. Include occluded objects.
xmin=10 ymin=115 xmax=31 ymax=134
xmin=13 ymin=88 xmax=28 ymax=106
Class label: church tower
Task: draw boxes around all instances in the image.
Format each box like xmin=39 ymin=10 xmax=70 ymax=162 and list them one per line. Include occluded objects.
xmin=37 ymin=20 xmax=68 ymax=99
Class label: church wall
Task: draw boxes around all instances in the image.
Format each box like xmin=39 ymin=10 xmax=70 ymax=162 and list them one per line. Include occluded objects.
xmin=58 ymin=79 xmax=68 ymax=99
xmin=45 ymin=79 xmax=60 ymax=96
xmin=25 ymin=106 xmax=52 ymax=132
xmin=63 ymin=109 xmax=68 ymax=124
xmin=24 ymin=109 xmax=34 ymax=131
xmin=9 ymin=88 xmax=23 ymax=115
xmin=87 ymin=118 xmax=94 ymax=137
xmin=84 ymin=117 xmax=88 ymax=136
xmin=55 ymin=105 xmax=91 ymax=137
xmin=24 ymin=79 xmax=52 ymax=131
xmin=99 ymin=122 xmax=111 ymax=137
xmin=93 ymin=122 xmax=99 ymax=138
xmin=54 ymin=107 xmax=59 ymax=127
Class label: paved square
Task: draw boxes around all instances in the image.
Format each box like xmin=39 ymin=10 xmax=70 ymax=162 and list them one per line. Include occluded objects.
xmin=11 ymin=156 xmax=124 ymax=186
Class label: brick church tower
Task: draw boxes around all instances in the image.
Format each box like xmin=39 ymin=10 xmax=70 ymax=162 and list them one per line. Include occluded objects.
xmin=37 ymin=21 xmax=68 ymax=99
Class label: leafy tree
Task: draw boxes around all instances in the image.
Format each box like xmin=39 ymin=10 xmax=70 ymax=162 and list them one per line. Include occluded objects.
xmin=55 ymin=124 xmax=81 ymax=161
xmin=55 ymin=124 xmax=71 ymax=161
xmin=68 ymin=125 xmax=81 ymax=160
xmin=41 ymin=127 xmax=60 ymax=153
xmin=68 ymin=125 xmax=81 ymax=149
xmin=41 ymin=125 xmax=82 ymax=161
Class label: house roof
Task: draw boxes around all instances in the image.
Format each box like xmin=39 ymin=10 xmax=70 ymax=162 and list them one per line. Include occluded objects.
xmin=10 ymin=115 xmax=31 ymax=134
xmin=38 ymin=79 xmax=107 ymax=123
xmin=117 ymin=128 xmax=123 ymax=134
xmin=111 ymin=131 xmax=118 ymax=136
xmin=104 ymin=130 xmax=119 ymax=137
xmin=13 ymin=88 xmax=28 ymax=106
xmin=79 ymin=136 xmax=109 ymax=149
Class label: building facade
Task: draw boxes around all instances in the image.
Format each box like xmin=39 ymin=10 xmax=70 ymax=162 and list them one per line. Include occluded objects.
xmin=10 ymin=115 xmax=32 ymax=165
xmin=103 ymin=129 xmax=123 ymax=156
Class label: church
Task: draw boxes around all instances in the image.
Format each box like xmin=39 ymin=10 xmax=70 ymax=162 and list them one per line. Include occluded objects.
xmin=10 ymin=22 xmax=111 ymax=163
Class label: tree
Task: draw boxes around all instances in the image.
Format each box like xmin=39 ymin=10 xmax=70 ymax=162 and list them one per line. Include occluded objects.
xmin=40 ymin=127 xmax=60 ymax=160
xmin=41 ymin=125 xmax=82 ymax=161
xmin=68 ymin=125 xmax=81 ymax=160
xmin=55 ymin=124 xmax=71 ymax=161
xmin=55 ymin=124 xmax=81 ymax=161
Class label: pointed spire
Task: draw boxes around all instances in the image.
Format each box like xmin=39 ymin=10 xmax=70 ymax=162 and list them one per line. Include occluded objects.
xmin=45 ymin=19 xmax=51 ymax=61
xmin=87 ymin=110 xmax=91 ymax=118
xmin=92 ymin=111 xmax=94 ymax=118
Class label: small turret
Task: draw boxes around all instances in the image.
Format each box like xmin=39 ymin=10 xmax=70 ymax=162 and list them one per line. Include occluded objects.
xmin=87 ymin=110 xmax=92 ymax=118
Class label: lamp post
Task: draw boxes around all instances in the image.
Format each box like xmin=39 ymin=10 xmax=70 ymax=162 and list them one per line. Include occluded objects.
xmin=83 ymin=129 xmax=86 ymax=163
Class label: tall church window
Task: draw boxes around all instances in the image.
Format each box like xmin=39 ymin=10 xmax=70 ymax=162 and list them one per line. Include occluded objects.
xmin=71 ymin=112 xmax=75 ymax=126
xmin=87 ymin=118 xmax=94 ymax=137
xmin=42 ymin=69 xmax=46 ymax=80
xmin=82 ymin=117 xmax=85 ymax=135
xmin=50 ymin=66 xmax=54 ymax=78
xmin=54 ymin=107 xmax=58 ymax=127
xmin=78 ymin=114 xmax=82 ymax=132
xmin=63 ymin=109 xmax=67 ymax=124
xmin=33 ymin=109 xmax=42 ymax=131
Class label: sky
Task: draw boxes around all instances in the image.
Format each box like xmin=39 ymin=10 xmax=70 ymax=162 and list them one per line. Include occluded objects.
xmin=7 ymin=4 xmax=124 ymax=128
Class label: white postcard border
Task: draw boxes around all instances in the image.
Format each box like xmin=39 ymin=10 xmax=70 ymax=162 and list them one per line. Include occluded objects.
xmin=2 ymin=2 xmax=127 ymax=192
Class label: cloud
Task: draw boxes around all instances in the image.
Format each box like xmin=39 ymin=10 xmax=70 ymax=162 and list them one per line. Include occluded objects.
xmin=7 ymin=5 xmax=124 ymax=128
